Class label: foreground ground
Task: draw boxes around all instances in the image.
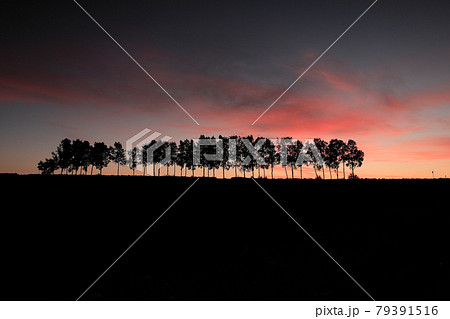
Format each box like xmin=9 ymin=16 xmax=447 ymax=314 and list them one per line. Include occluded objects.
xmin=0 ymin=175 xmax=448 ymax=300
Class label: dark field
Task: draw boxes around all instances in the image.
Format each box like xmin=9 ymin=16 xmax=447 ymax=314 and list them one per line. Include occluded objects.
xmin=0 ymin=175 xmax=448 ymax=300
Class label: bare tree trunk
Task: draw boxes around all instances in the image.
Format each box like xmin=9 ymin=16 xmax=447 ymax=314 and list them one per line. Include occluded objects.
xmin=300 ymin=166 xmax=303 ymax=179
xmin=291 ymin=166 xmax=294 ymax=179
xmin=117 ymin=163 xmax=120 ymax=176
xmin=223 ymin=166 xmax=225 ymax=179
xmin=263 ymin=168 xmax=266 ymax=178
xmin=284 ymin=166 xmax=288 ymax=179
xmin=342 ymin=162 xmax=346 ymax=179
xmin=329 ymin=167 xmax=332 ymax=179
xmin=271 ymin=166 xmax=274 ymax=179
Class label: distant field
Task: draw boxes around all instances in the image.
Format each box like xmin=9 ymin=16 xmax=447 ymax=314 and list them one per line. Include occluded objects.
xmin=1 ymin=175 xmax=448 ymax=300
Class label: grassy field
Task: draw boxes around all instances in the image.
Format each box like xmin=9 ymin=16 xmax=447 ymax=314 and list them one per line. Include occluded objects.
xmin=1 ymin=175 xmax=448 ymax=300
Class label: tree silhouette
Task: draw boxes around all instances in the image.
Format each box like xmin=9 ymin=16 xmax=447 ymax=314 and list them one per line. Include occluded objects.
xmin=128 ymin=146 xmax=138 ymax=175
xmin=314 ymin=138 xmax=328 ymax=179
xmin=229 ymin=135 xmax=240 ymax=177
xmin=157 ymin=141 xmax=172 ymax=176
xmin=71 ymin=139 xmax=85 ymax=175
xmin=153 ymin=141 xmax=167 ymax=177
xmin=92 ymin=142 xmax=110 ymax=175
xmin=39 ymin=135 xmax=365 ymax=178
xmin=208 ymin=136 xmax=221 ymax=178
xmin=254 ymin=136 xmax=266 ymax=178
xmin=176 ymin=140 xmax=187 ymax=177
xmin=198 ymin=134 xmax=208 ymax=177
xmin=323 ymin=141 xmax=334 ymax=179
xmin=259 ymin=139 xmax=270 ymax=178
xmin=262 ymin=139 xmax=277 ymax=179
xmin=328 ymin=139 xmax=345 ymax=179
xmin=242 ymin=135 xmax=256 ymax=178
xmin=346 ymin=139 xmax=364 ymax=178
xmin=340 ymin=140 xmax=349 ymax=179
xmin=168 ymin=141 xmax=178 ymax=176
xmin=219 ymin=135 xmax=230 ymax=178
xmin=249 ymin=136 xmax=261 ymax=178
xmin=288 ymin=139 xmax=302 ymax=179
xmin=238 ymin=135 xmax=250 ymax=178
xmin=37 ymin=157 xmax=58 ymax=175
xmin=184 ymin=139 xmax=195 ymax=177
xmin=55 ymin=138 xmax=72 ymax=174
xmin=110 ymin=142 xmax=127 ymax=176
xmin=80 ymin=141 xmax=92 ymax=175
xmin=141 ymin=143 xmax=149 ymax=176
xmin=146 ymin=140 xmax=159 ymax=176
xmin=277 ymin=137 xmax=292 ymax=179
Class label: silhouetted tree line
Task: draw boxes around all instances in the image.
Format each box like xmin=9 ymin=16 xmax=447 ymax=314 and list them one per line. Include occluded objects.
xmin=38 ymin=136 xmax=364 ymax=179
xmin=38 ymin=138 xmax=126 ymax=176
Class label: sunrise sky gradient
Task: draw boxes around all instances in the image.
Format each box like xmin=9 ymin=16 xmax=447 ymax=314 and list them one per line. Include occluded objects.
xmin=1 ymin=0 xmax=449 ymax=177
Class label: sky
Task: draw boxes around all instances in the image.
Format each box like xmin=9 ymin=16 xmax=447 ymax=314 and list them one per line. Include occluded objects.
xmin=1 ymin=0 xmax=449 ymax=177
